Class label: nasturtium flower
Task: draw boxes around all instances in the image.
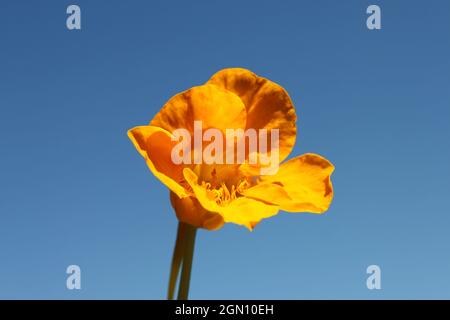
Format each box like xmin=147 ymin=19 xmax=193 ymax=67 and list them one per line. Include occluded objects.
xmin=128 ymin=68 xmax=334 ymax=231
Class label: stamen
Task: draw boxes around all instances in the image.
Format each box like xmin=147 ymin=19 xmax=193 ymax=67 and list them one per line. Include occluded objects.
xmin=200 ymin=178 xmax=250 ymax=206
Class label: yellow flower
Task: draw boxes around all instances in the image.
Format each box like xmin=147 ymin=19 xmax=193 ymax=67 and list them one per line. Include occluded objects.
xmin=128 ymin=68 xmax=334 ymax=231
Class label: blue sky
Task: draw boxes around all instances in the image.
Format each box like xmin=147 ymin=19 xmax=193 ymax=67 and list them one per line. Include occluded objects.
xmin=0 ymin=0 xmax=449 ymax=299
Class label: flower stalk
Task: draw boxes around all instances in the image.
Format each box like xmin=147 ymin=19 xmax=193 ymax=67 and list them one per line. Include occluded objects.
xmin=167 ymin=222 xmax=197 ymax=300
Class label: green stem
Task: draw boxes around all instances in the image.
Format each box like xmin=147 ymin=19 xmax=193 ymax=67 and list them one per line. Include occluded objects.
xmin=177 ymin=223 xmax=197 ymax=300
xmin=167 ymin=222 xmax=186 ymax=300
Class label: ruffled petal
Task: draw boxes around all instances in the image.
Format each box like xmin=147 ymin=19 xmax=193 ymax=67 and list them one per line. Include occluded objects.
xmin=207 ymin=68 xmax=296 ymax=163
xmin=243 ymin=154 xmax=334 ymax=213
xmin=150 ymin=84 xmax=247 ymax=133
xmin=128 ymin=126 xmax=188 ymax=197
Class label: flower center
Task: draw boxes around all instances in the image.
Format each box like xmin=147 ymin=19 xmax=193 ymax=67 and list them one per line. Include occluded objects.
xmin=201 ymin=179 xmax=250 ymax=206
xmin=188 ymin=163 xmax=253 ymax=206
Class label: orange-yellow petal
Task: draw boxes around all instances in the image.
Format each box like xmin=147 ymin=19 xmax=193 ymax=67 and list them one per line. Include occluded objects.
xmin=207 ymin=68 xmax=297 ymax=163
xmin=170 ymin=192 xmax=224 ymax=231
xmin=220 ymin=197 xmax=279 ymax=230
xmin=128 ymin=125 xmax=188 ymax=197
xmin=150 ymin=84 xmax=247 ymax=133
xmin=243 ymin=153 xmax=334 ymax=213
xmin=183 ymin=168 xmax=279 ymax=230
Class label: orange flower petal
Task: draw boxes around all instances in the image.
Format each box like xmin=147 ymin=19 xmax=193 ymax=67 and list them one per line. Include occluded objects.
xmin=220 ymin=197 xmax=279 ymax=230
xmin=243 ymin=153 xmax=334 ymax=213
xmin=151 ymin=84 xmax=247 ymax=133
xmin=170 ymin=192 xmax=224 ymax=231
xmin=128 ymin=125 xmax=188 ymax=198
xmin=183 ymin=168 xmax=279 ymax=230
xmin=207 ymin=68 xmax=297 ymax=163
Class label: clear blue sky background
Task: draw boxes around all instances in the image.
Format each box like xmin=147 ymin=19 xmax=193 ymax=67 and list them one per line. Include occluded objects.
xmin=1 ymin=0 xmax=449 ymax=299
